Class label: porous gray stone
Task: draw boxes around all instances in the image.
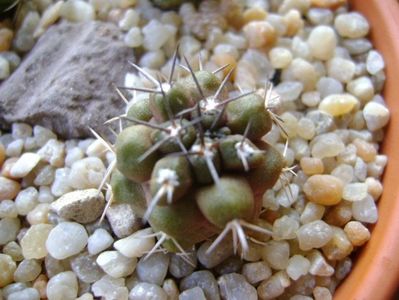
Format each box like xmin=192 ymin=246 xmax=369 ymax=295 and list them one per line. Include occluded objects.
xmin=0 ymin=21 xmax=134 ymax=139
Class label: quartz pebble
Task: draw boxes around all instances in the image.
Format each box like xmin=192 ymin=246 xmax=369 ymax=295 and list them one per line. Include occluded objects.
xmin=311 ymin=133 xmax=345 ymax=159
xmin=60 ymin=0 xmax=95 ymax=22
xmin=37 ymin=139 xmax=65 ymax=167
xmin=363 ymin=101 xmax=390 ymax=131
xmin=242 ymin=261 xmax=272 ymax=285
xmin=0 ymin=56 xmax=10 ymax=79
xmin=96 ymin=251 xmax=137 ymax=278
xmin=13 ymin=259 xmax=42 ymax=282
xmin=9 ymin=153 xmax=40 ymax=178
xmin=286 ymin=255 xmax=311 ymax=280
xmin=262 ymin=240 xmax=290 ymax=270
xmin=8 ymin=288 xmax=40 ymax=300
xmin=304 ymin=175 xmax=343 ymax=206
xmin=243 ymin=21 xmax=276 ymax=48
xmin=68 ymin=157 xmax=105 ymax=189
xmin=113 ymin=227 xmax=155 ymax=258
xmin=136 ymin=252 xmax=170 ymax=285
xmin=142 ymin=20 xmax=176 ymax=51
xmin=344 ymin=221 xmax=370 ymax=246
xmin=313 ymin=286 xmax=332 ymax=300
xmin=124 ymin=27 xmax=143 ymax=48
xmin=21 ymin=224 xmax=53 ymax=259
xmin=3 ymin=241 xmax=23 ymax=262
xmin=0 ymin=177 xmax=21 ymax=200
xmin=129 ymin=282 xmax=168 ymax=300
xmin=70 ymin=252 xmax=104 ymax=283
xmin=180 ymin=271 xmax=220 ymax=300
xmin=334 ymin=12 xmax=369 ymax=38
xmin=307 ymin=250 xmax=334 ymax=276
xmin=366 ymin=50 xmax=385 ymax=75
xmin=342 ymin=183 xmax=368 ymax=202
xmin=352 ymin=196 xmax=378 ymax=223
xmin=0 ymin=199 xmax=18 ymax=218
xmin=88 ymin=228 xmax=114 ymax=255
xmin=307 ymin=25 xmax=336 ymax=60
xmin=319 ymin=94 xmax=358 ymax=117
xmin=50 ymin=189 xmax=105 ymax=223
xmin=197 ymin=239 xmax=234 ymax=269
xmin=163 ymin=279 xmax=179 ymax=300
xmin=15 ymin=187 xmax=38 ymax=216
xmin=296 ymin=220 xmax=333 ymax=250
xmin=218 ymin=273 xmax=257 ymax=300
xmin=46 ymin=222 xmax=88 ymax=259
xmin=322 ymin=227 xmax=353 ymax=260
xmin=0 ymin=217 xmax=20 ymax=245
xmin=257 ymin=271 xmax=290 ymax=300
xmin=46 ymin=271 xmax=78 ymax=300
xmin=327 ymin=57 xmax=355 ymax=83
xmin=169 ymin=251 xmax=197 ymax=279
xmin=92 ymin=275 xmax=128 ymax=300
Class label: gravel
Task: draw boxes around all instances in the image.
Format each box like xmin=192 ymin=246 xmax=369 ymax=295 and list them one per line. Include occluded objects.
xmin=0 ymin=0 xmax=390 ymax=299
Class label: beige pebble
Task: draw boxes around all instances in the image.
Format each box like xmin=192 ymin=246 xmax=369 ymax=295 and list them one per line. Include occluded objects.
xmin=288 ymin=58 xmax=319 ymax=91
xmin=321 ymin=226 xmax=353 ymax=260
xmin=243 ymin=7 xmax=267 ymax=24
xmin=0 ymin=143 xmax=5 ymax=167
xmin=33 ymin=274 xmax=48 ymax=299
xmin=283 ymin=9 xmax=304 ymax=37
xmin=0 ymin=253 xmax=16 ymax=288
xmin=324 ymin=201 xmax=352 ymax=227
xmin=319 ymin=94 xmax=358 ymax=117
xmin=279 ymin=0 xmax=311 ymax=14
xmin=34 ymin=1 xmax=63 ymax=38
xmin=243 ymin=21 xmax=276 ymax=48
xmin=269 ymin=47 xmax=293 ymax=69
xmin=300 ymin=157 xmax=324 ymax=175
xmin=344 ymin=221 xmax=370 ymax=246
xmin=365 ymin=177 xmax=383 ymax=200
xmin=10 ymin=153 xmax=42 ymax=178
xmin=311 ymin=0 xmax=346 ymax=9
xmin=0 ymin=176 xmax=21 ymax=200
xmin=313 ymin=286 xmax=332 ymax=300
xmin=0 ymin=28 xmax=13 ymax=52
xmin=353 ymin=138 xmax=377 ymax=163
xmin=347 ymin=76 xmax=374 ymax=103
xmin=304 ymin=175 xmax=343 ymax=206
xmin=1 ymin=157 xmax=19 ymax=179
xmin=27 ymin=203 xmax=50 ymax=225
xmin=21 ymin=224 xmax=54 ymax=259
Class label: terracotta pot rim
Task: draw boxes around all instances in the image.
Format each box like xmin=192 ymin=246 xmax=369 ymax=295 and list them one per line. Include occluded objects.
xmin=334 ymin=1 xmax=399 ymax=299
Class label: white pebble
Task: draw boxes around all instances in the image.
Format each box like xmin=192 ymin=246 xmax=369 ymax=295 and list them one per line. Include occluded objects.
xmin=6 ymin=139 xmax=24 ymax=157
xmin=15 ymin=187 xmax=39 ymax=216
xmin=0 ymin=200 xmax=18 ymax=218
xmin=33 ymin=125 xmax=57 ymax=147
xmin=21 ymin=224 xmax=53 ymax=259
xmin=37 ymin=139 xmax=65 ymax=167
xmin=68 ymin=157 xmax=105 ymax=189
xmin=96 ymin=251 xmax=137 ymax=278
xmin=142 ymin=20 xmax=176 ymax=51
xmin=129 ymin=282 xmax=167 ymax=300
xmin=327 ymin=57 xmax=355 ymax=83
xmin=334 ymin=12 xmax=370 ymax=38
xmin=139 ymin=50 xmax=165 ymax=69
xmin=269 ymin=47 xmax=293 ymax=69
xmin=38 ymin=186 xmax=55 ymax=203
xmin=114 ymin=227 xmax=155 ymax=258
xmin=366 ymin=50 xmax=385 ymax=75
xmin=12 ymin=123 xmax=32 ymax=139
xmin=286 ymin=255 xmax=310 ymax=280
xmin=46 ymin=222 xmax=88 ymax=259
xmin=10 ymin=153 xmax=41 ymax=178
xmin=296 ymin=220 xmax=333 ymax=251
xmin=124 ymin=27 xmax=143 ymax=48
xmin=307 ymin=250 xmax=334 ymax=276
xmin=363 ymin=101 xmax=390 ymax=131
xmin=311 ymin=132 xmax=345 ymax=159
xmin=46 ymin=271 xmax=78 ymax=300
xmin=0 ymin=217 xmax=20 ymax=245
xmin=307 ymin=25 xmax=337 ymax=61
xmin=242 ymin=261 xmax=272 ymax=285
xmin=347 ymin=76 xmax=374 ymax=103
xmin=119 ymin=9 xmax=140 ymax=31
xmin=262 ymin=241 xmax=290 ymax=270
xmin=60 ymin=0 xmax=95 ymax=22
xmin=0 ymin=56 xmax=10 ymax=79
xmin=92 ymin=275 xmax=128 ymax=300
xmin=352 ymin=195 xmax=378 ymax=223
xmin=343 ymin=183 xmax=368 ymax=202
xmin=65 ymin=147 xmax=84 ymax=167
xmin=88 ymin=228 xmax=114 ymax=255
xmin=8 ymin=288 xmax=40 ymax=300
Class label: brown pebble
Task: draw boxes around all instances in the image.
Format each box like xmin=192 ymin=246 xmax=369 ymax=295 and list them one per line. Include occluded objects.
xmin=212 ymin=53 xmax=237 ymax=78
xmin=303 ymin=175 xmax=343 ymax=206
xmin=33 ymin=274 xmax=48 ymax=299
xmin=243 ymin=20 xmax=276 ymax=48
xmin=0 ymin=143 xmax=5 ymax=167
xmin=324 ymin=201 xmax=352 ymax=227
xmin=283 ymin=9 xmax=304 ymax=37
xmin=0 ymin=28 xmax=14 ymax=52
xmin=0 ymin=176 xmax=21 ymax=200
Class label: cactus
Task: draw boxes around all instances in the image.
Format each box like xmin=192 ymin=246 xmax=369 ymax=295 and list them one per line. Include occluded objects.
xmin=97 ymin=50 xmax=290 ymax=258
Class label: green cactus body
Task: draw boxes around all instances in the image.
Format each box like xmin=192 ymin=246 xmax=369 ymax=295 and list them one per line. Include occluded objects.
xmin=127 ymin=95 xmax=153 ymax=122
xmin=110 ymin=170 xmax=147 ymax=218
xmin=226 ymin=93 xmax=273 ymax=140
xmin=219 ymin=135 xmax=266 ymax=171
xmin=115 ymin=125 xmax=158 ymax=183
xmin=151 ymin=119 xmax=196 ymax=154
xmin=195 ymin=176 xmax=255 ymax=228
xmin=149 ymin=195 xmax=219 ymax=250
xmin=109 ymin=62 xmax=285 ymax=253
xmin=150 ymin=156 xmax=192 ymax=205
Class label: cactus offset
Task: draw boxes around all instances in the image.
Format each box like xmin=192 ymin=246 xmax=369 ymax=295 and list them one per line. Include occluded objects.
xmin=98 ymin=51 xmax=290 ymax=258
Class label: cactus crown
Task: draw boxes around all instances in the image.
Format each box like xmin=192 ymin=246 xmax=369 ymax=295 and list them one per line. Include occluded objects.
xmin=97 ymin=49 xmax=289 ymax=258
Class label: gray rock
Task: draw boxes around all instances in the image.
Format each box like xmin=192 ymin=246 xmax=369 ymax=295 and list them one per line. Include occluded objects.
xmin=180 ymin=271 xmax=220 ymax=300
xmin=169 ymin=252 xmax=197 ymax=279
xmin=0 ymin=21 xmax=133 ymax=139
xmin=197 ymin=238 xmax=234 ymax=269
xmin=50 ymin=189 xmax=105 ymax=224
xmin=70 ymin=252 xmax=104 ymax=283
xmin=136 ymin=252 xmax=170 ymax=285
xmin=214 ymin=256 xmax=243 ymax=276
xmin=106 ymin=203 xmax=142 ymax=238
xmin=218 ymin=273 xmax=257 ymax=300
